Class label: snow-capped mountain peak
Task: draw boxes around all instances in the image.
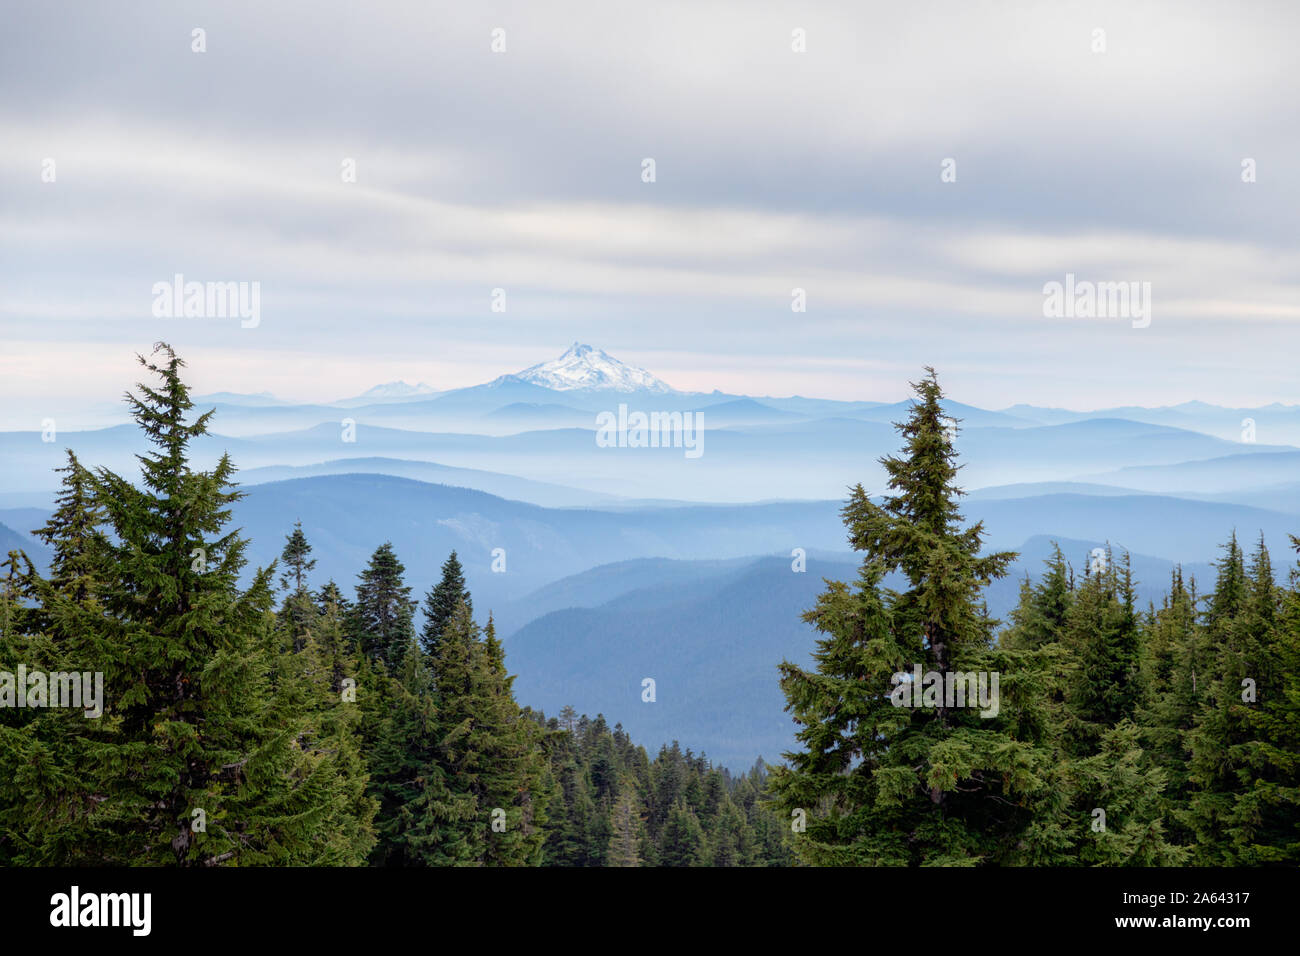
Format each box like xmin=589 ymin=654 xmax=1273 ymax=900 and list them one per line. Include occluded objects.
xmin=334 ymin=380 xmax=441 ymax=407
xmin=358 ymin=381 xmax=436 ymax=399
xmin=496 ymin=343 xmax=676 ymax=393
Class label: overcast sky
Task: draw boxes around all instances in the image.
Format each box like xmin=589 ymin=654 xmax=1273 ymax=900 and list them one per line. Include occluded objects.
xmin=2 ymin=0 xmax=1298 ymax=416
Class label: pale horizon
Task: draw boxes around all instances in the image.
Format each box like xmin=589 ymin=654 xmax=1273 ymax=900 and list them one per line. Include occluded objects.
xmin=3 ymin=0 xmax=1299 ymax=415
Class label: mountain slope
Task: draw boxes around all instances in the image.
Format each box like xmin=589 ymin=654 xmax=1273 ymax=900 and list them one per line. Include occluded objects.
xmin=236 ymin=457 xmax=623 ymax=508
xmin=227 ymin=473 xmax=849 ymax=612
xmin=1081 ymin=450 xmax=1300 ymax=493
xmin=506 ymin=554 xmax=852 ymax=769
xmin=491 ymin=343 xmax=676 ymax=393
xmin=503 ymin=535 xmax=1225 ymax=769
xmin=0 ymin=519 xmax=51 ymax=571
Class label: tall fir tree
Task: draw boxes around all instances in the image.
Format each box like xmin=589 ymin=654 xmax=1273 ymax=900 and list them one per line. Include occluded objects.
xmin=769 ymin=369 xmax=1075 ymax=865
xmin=1063 ymin=549 xmax=1144 ymax=749
xmin=1000 ymin=543 xmax=1074 ymax=652
xmin=2 ymin=344 xmax=372 ymax=864
xmin=1237 ymin=535 xmax=1300 ymax=863
xmin=32 ymin=450 xmax=106 ymax=605
xmin=1183 ymin=534 xmax=1292 ymax=863
xmin=607 ymin=781 xmax=644 ymax=866
xmin=1138 ymin=565 xmax=1202 ymax=841
xmin=421 ymin=550 xmax=472 ymax=658
xmin=996 ymin=545 xmax=1183 ymax=864
xmin=364 ymin=637 xmax=476 ymax=866
xmin=354 ymin=542 xmax=416 ymax=669
xmin=277 ymin=521 xmax=317 ymax=651
xmin=429 ymin=602 xmax=548 ymax=865
xmin=659 ymin=800 xmax=707 ymax=866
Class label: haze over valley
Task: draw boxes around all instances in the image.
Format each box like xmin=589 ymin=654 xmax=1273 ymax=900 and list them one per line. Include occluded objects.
xmin=3 ymin=343 xmax=1295 ymax=767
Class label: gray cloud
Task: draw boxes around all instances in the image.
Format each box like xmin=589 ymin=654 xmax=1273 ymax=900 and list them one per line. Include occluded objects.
xmin=2 ymin=0 xmax=1298 ymax=411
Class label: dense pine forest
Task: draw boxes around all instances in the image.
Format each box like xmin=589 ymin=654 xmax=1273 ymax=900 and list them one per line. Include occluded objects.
xmin=0 ymin=345 xmax=791 ymax=866
xmin=0 ymin=346 xmax=1295 ymax=866
xmin=769 ymin=369 xmax=1300 ymax=866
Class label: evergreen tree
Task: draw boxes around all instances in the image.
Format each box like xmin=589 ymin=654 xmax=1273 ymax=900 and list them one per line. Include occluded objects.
xmin=1000 ymin=543 xmax=1074 ymax=652
xmin=1237 ymin=535 xmax=1300 ymax=863
xmin=279 ymin=521 xmax=316 ymax=594
xmin=545 ymin=756 xmax=601 ymax=866
xmin=1183 ymin=534 xmax=1292 ymax=863
xmin=365 ymin=638 xmax=475 ymax=866
xmin=354 ymin=542 xmax=416 ymax=668
xmin=769 ymin=369 xmax=1068 ymax=865
xmin=277 ymin=521 xmax=317 ymax=651
xmin=1139 ymin=566 xmax=1202 ymax=839
xmin=2 ymin=344 xmax=371 ymax=864
xmin=997 ymin=545 xmax=1183 ymax=864
xmin=521 ymin=707 xmax=790 ymax=866
xmin=607 ymin=782 xmax=643 ymax=866
xmin=557 ymin=704 xmax=578 ymax=736
xmin=267 ymin=607 xmax=377 ymax=865
xmin=32 ymin=450 xmax=106 ymax=605
xmin=1063 ymin=549 xmax=1144 ymax=749
xmin=430 ymin=602 xmax=547 ymax=865
xmin=659 ymin=800 xmax=707 ymax=866
xmin=0 ymin=550 xmax=45 ymax=865
xmin=421 ymin=550 xmax=472 ymax=658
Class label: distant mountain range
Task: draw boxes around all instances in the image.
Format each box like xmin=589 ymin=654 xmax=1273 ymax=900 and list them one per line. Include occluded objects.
xmin=71 ymin=342 xmax=1300 ymax=438
xmin=35 ymin=341 xmax=1300 ymax=446
xmin=334 ymin=381 xmax=442 ymax=407
xmin=3 ymin=410 xmax=1291 ymax=502
xmin=3 ymin=342 xmax=1298 ymax=768
xmin=0 ymin=465 xmax=1291 ymax=768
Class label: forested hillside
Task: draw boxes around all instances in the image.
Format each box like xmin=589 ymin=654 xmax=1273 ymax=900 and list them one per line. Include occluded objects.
xmin=1 ymin=347 xmax=1295 ymax=866
xmin=0 ymin=345 xmax=791 ymax=866
xmin=771 ymin=370 xmax=1300 ymax=866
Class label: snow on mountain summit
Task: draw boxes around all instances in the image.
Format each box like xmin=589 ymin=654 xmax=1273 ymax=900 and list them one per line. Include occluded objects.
xmin=358 ymin=381 xmax=437 ymax=398
xmin=495 ymin=343 xmax=676 ymax=393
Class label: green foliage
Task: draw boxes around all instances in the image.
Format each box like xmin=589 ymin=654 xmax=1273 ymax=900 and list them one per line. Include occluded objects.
xmin=530 ymin=719 xmax=791 ymax=867
xmin=0 ymin=344 xmax=373 ymax=865
xmin=770 ymin=369 xmax=1063 ymax=865
xmin=1178 ymin=534 xmax=1298 ymax=863
xmin=354 ymin=543 xmax=416 ymax=668
xmin=3 ymin=352 xmax=1293 ymax=867
xmin=420 ymin=550 xmax=471 ymax=659
xmin=770 ymin=369 xmax=1210 ymax=867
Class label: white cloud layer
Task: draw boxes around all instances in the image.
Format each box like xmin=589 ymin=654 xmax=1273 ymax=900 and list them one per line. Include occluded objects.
xmin=2 ymin=0 xmax=1298 ymax=409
